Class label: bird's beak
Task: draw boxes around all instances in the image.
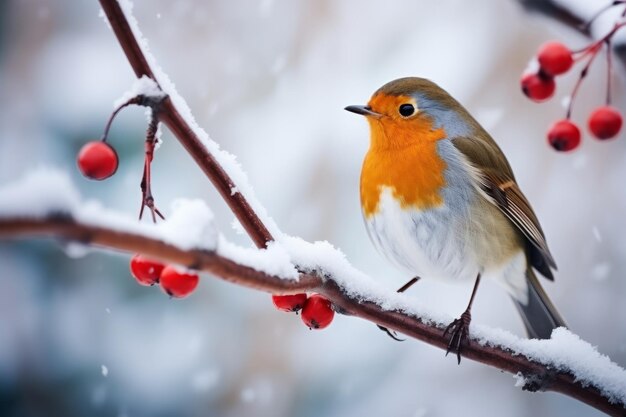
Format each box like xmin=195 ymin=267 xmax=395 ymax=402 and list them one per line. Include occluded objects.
xmin=344 ymin=105 xmax=381 ymax=118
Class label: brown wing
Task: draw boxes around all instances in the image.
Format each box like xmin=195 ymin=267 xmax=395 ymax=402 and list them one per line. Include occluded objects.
xmin=451 ymin=135 xmax=557 ymax=280
xmin=481 ymin=169 xmax=557 ymax=278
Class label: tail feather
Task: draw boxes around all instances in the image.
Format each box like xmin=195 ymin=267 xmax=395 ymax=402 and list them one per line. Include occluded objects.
xmin=513 ymin=269 xmax=566 ymax=339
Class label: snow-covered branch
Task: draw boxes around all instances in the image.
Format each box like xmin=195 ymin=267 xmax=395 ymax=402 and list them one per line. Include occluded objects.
xmin=99 ymin=0 xmax=275 ymax=249
xmin=1 ymin=170 xmax=626 ymax=416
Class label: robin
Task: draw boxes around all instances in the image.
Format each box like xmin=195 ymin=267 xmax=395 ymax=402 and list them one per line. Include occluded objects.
xmin=345 ymin=77 xmax=566 ymax=362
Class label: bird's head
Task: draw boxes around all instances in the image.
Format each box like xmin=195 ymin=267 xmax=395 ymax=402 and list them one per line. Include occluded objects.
xmin=346 ymin=77 xmax=477 ymax=150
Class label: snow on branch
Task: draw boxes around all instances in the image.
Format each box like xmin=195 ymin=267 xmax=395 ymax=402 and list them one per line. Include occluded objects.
xmin=113 ymin=75 xmax=166 ymax=109
xmin=2 ymin=168 xmax=626 ymax=415
xmin=0 ymin=170 xmax=218 ymax=251
xmin=0 ymin=170 xmax=315 ymax=292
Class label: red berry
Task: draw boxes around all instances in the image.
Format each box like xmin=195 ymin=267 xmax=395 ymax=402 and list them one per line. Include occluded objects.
xmin=272 ymin=293 xmax=308 ymax=312
xmin=537 ymin=41 xmax=573 ymax=76
xmin=588 ymin=106 xmax=622 ymax=140
xmin=547 ymin=120 xmax=581 ymax=152
xmin=160 ymin=266 xmax=199 ymax=298
xmin=77 ymin=141 xmax=119 ymax=180
xmin=521 ymin=72 xmax=555 ymax=102
xmin=130 ymin=254 xmax=165 ymax=286
xmin=301 ymin=294 xmax=334 ymax=329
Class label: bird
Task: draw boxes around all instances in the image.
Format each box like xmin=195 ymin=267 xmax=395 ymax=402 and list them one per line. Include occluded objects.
xmin=345 ymin=77 xmax=566 ymax=362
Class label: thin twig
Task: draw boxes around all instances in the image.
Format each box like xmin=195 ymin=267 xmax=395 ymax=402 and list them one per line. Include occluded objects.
xmin=566 ymin=46 xmax=601 ymax=119
xmin=139 ymin=112 xmax=165 ymax=222
xmin=100 ymin=96 xmax=142 ymax=142
xmin=606 ymin=38 xmax=614 ymax=105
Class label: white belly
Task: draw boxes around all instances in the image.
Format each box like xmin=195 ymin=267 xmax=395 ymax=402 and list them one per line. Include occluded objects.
xmin=364 ymin=186 xmax=529 ymax=302
xmin=361 ymin=139 xmax=530 ymax=301
xmin=364 ymin=187 xmax=480 ymax=283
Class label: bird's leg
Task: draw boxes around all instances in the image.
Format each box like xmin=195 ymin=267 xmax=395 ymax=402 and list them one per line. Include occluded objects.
xmin=378 ymin=276 xmax=421 ymax=341
xmin=397 ymin=276 xmax=420 ymax=293
xmin=443 ymin=274 xmax=481 ymax=364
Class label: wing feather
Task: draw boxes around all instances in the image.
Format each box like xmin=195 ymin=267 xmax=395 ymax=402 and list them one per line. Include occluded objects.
xmin=482 ymin=169 xmax=556 ymax=268
xmin=451 ymin=136 xmax=557 ymax=279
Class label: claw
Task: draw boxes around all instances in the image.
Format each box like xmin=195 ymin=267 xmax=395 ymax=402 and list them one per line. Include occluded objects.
xmin=443 ymin=274 xmax=480 ymax=364
xmin=375 ymin=276 xmax=420 ymax=342
xmin=377 ymin=325 xmax=405 ymax=342
xmin=443 ymin=310 xmax=472 ymax=364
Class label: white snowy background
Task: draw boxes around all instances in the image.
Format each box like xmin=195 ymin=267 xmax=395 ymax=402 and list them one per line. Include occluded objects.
xmin=1 ymin=0 xmax=625 ymax=416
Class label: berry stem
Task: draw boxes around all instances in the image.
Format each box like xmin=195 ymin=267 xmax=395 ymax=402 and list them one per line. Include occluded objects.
xmin=571 ymin=20 xmax=626 ymax=58
xmin=566 ymin=45 xmax=602 ymax=119
xmin=100 ymin=96 xmax=142 ymax=142
xmin=139 ymin=112 xmax=165 ymax=223
xmin=606 ymin=38 xmax=613 ymax=105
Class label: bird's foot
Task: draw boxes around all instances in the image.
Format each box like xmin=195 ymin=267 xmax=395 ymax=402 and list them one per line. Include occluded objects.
xmin=443 ymin=310 xmax=472 ymax=364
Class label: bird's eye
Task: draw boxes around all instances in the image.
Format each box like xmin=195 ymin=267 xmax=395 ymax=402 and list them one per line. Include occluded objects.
xmin=398 ymin=104 xmax=415 ymax=117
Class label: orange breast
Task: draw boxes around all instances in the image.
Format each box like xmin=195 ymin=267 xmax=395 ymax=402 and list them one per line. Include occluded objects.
xmin=360 ymin=118 xmax=448 ymax=218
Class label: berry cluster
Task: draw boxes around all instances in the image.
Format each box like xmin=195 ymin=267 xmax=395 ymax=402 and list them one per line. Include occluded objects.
xmin=272 ymin=293 xmax=335 ymax=330
xmin=521 ymin=3 xmax=626 ymax=152
xmin=77 ymin=94 xmax=165 ymax=221
xmin=79 ymin=93 xmax=201 ymax=298
xmin=130 ymin=254 xmax=199 ymax=298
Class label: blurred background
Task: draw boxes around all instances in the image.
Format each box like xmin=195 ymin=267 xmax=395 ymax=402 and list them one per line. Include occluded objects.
xmin=1 ymin=0 xmax=625 ymax=416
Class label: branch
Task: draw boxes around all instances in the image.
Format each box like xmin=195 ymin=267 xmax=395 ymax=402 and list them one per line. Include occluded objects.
xmin=2 ymin=213 xmax=625 ymax=416
xmin=519 ymin=0 xmax=590 ymax=34
xmin=0 ymin=216 xmax=316 ymax=294
xmin=9 ymin=1 xmax=614 ymax=415
xmin=519 ymin=0 xmax=626 ymax=66
xmin=99 ymin=0 xmax=273 ymax=249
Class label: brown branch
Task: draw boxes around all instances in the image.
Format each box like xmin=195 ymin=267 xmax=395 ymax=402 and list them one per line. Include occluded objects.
xmin=519 ymin=0 xmax=626 ymax=66
xmin=1 ymin=215 xmax=624 ymax=416
xmin=519 ymin=0 xmax=590 ymax=35
xmin=99 ymin=0 xmax=273 ymax=249
xmin=0 ymin=216 xmax=316 ymax=294
xmin=15 ymin=0 xmax=613 ymax=415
